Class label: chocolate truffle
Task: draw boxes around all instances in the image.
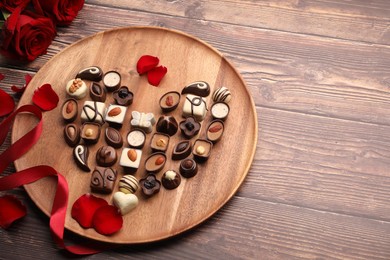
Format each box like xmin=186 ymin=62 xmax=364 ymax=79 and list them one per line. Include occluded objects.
xmin=211 ymin=102 xmax=229 ymax=121
xmin=66 ymin=78 xmax=88 ymax=99
xmin=206 ymin=120 xmax=224 ymax=143
xmin=192 ymin=139 xmax=213 ymax=162
xmin=182 ymin=94 xmax=208 ymax=122
xmin=90 ymin=166 xmax=117 ymax=194
xmin=105 ymin=104 xmax=127 ymax=128
xmin=119 ymin=148 xmax=142 ymax=171
xmin=130 ymin=111 xmax=156 ymax=133
xmin=105 ymin=127 xmax=123 ymax=148
xmin=81 ymin=101 xmax=106 ymax=124
xmin=89 ymin=82 xmax=106 ymax=102
xmin=144 ymin=152 xmax=166 ymax=173
xmin=113 ymin=86 xmax=133 ymax=106
xmin=64 ymin=123 xmax=80 ymax=147
xmin=118 ymin=175 xmax=139 ymax=194
xmin=96 ymin=145 xmax=117 ymax=167
xmin=179 ymin=158 xmax=198 ymax=178
xmin=80 ymin=122 xmax=101 ymax=144
xmin=76 ymin=66 xmax=103 ymax=81
xmin=150 ymin=132 xmax=170 ymax=153
xmin=73 ymin=144 xmax=90 ymax=172
xmin=156 ymin=115 xmax=178 ymax=136
xmin=61 ymin=98 xmax=78 ymax=122
xmin=140 ymin=174 xmax=161 ymax=197
xmin=179 ymin=117 xmax=201 ymax=139
xmin=159 ymin=91 xmax=181 ymax=112
xmin=162 ymin=170 xmax=181 ymax=190
xmin=127 ymin=129 xmax=146 ymax=149
xmin=172 ymin=140 xmax=192 ymax=160
xmin=212 ymin=86 xmax=231 ymax=103
xmin=103 ymin=71 xmax=121 ymax=91
xmin=181 ymin=81 xmax=210 ymax=97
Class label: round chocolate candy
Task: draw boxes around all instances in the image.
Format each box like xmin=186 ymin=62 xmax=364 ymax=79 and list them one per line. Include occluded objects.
xmin=156 ymin=115 xmax=178 ymax=136
xmin=103 ymin=71 xmax=121 ymax=92
xmin=66 ymin=78 xmax=87 ymax=99
xmin=179 ymin=158 xmax=198 ymax=178
xmin=210 ymin=102 xmax=230 ymax=121
xmin=113 ymin=86 xmax=133 ymax=106
xmin=140 ymin=174 xmax=161 ymax=197
xmin=119 ymin=175 xmax=139 ymax=194
xmin=127 ymin=129 xmax=146 ymax=149
xmin=162 ymin=170 xmax=181 ymax=190
xmin=96 ymin=145 xmax=117 ymax=167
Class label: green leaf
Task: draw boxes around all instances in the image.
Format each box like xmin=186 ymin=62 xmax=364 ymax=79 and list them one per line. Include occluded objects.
xmin=2 ymin=10 xmax=11 ymax=21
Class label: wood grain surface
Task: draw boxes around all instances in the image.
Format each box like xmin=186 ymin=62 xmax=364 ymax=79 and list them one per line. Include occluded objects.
xmin=1 ymin=0 xmax=390 ymax=259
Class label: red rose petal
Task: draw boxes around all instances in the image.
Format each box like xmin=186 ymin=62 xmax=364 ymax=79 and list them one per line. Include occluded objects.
xmin=32 ymin=83 xmax=59 ymax=111
xmin=11 ymin=74 xmax=32 ymax=93
xmin=0 ymin=73 xmax=4 ymax=81
xmin=136 ymin=55 xmax=159 ymax=75
xmin=0 ymin=195 xmax=27 ymax=229
xmin=92 ymin=205 xmax=123 ymax=236
xmin=71 ymin=194 xmax=108 ymax=229
xmin=0 ymin=89 xmax=15 ymax=117
xmin=147 ymin=66 xmax=168 ymax=86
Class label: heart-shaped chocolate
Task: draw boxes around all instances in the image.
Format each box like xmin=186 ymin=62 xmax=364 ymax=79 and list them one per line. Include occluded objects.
xmin=113 ymin=192 xmax=138 ymax=215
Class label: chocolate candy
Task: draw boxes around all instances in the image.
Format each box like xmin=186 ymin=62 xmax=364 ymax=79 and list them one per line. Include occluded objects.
xmin=73 ymin=144 xmax=90 ymax=172
xmin=172 ymin=140 xmax=192 ymax=160
xmin=127 ymin=129 xmax=146 ymax=149
xmin=180 ymin=158 xmax=198 ymax=178
xmin=159 ymin=91 xmax=180 ymax=112
xmin=80 ymin=122 xmax=101 ymax=144
xmin=211 ymin=102 xmax=229 ymax=121
xmin=212 ymin=86 xmax=231 ymax=103
xmin=90 ymin=82 xmax=106 ymax=102
xmin=182 ymin=94 xmax=207 ymax=122
xmin=130 ymin=111 xmax=156 ymax=133
xmin=64 ymin=123 xmax=80 ymax=147
xmin=119 ymin=148 xmax=142 ymax=172
xmin=140 ymin=174 xmax=161 ymax=197
xmin=118 ymin=175 xmax=139 ymax=194
xmin=179 ymin=117 xmax=201 ymax=139
xmin=113 ymin=86 xmax=133 ymax=106
xmin=162 ymin=170 xmax=181 ymax=190
xmin=66 ymin=78 xmax=88 ymax=99
xmin=103 ymin=71 xmax=121 ymax=92
xmin=113 ymin=192 xmax=139 ymax=215
xmin=81 ymin=101 xmax=106 ymax=124
xmin=61 ymin=98 xmax=78 ymax=122
xmin=192 ymin=139 xmax=213 ymax=162
xmin=144 ymin=152 xmax=166 ymax=173
xmin=105 ymin=104 xmax=127 ymax=128
xmin=96 ymin=145 xmax=117 ymax=167
xmin=156 ymin=115 xmax=178 ymax=136
xmin=76 ymin=66 xmax=103 ymax=81
xmin=105 ymin=127 xmax=123 ymax=148
xmin=90 ymin=166 xmax=117 ymax=194
xmin=181 ymin=81 xmax=210 ymax=97
xmin=206 ymin=120 xmax=224 ymax=143
xmin=150 ymin=132 xmax=170 ymax=153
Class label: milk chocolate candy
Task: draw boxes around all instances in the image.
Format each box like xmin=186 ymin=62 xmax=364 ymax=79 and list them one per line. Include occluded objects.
xmin=81 ymin=101 xmax=106 ymax=124
xmin=127 ymin=129 xmax=146 ymax=149
xmin=211 ymin=102 xmax=230 ymax=121
xmin=66 ymin=78 xmax=88 ymax=99
xmin=90 ymin=82 xmax=106 ymax=102
xmin=113 ymin=86 xmax=133 ymax=106
xmin=156 ymin=115 xmax=178 ymax=136
xmin=150 ymin=132 xmax=170 ymax=153
xmin=103 ymin=71 xmax=121 ymax=92
xmin=172 ymin=140 xmax=192 ymax=160
xmin=96 ymin=145 xmax=117 ymax=167
xmin=73 ymin=144 xmax=90 ymax=172
xmin=162 ymin=170 xmax=181 ymax=190
xmin=182 ymin=94 xmax=207 ymax=122
xmin=61 ymin=98 xmax=78 ymax=122
xmin=181 ymin=81 xmax=210 ymax=97
xmin=76 ymin=66 xmax=103 ymax=81
xmin=105 ymin=127 xmax=123 ymax=148
xmin=80 ymin=122 xmax=101 ymax=144
xmin=159 ymin=91 xmax=181 ymax=112
xmin=212 ymin=86 xmax=231 ymax=103
xmin=119 ymin=175 xmax=139 ymax=194
xmin=140 ymin=174 xmax=161 ymax=197
xmin=64 ymin=123 xmax=80 ymax=147
xmin=179 ymin=158 xmax=198 ymax=178
xmin=179 ymin=117 xmax=201 ymax=139
xmin=144 ymin=152 xmax=166 ymax=174
xmin=105 ymin=104 xmax=127 ymax=128
xmin=90 ymin=166 xmax=117 ymax=194
xmin=206 ymin=120 xmax=224 ymax=143
xmin=192 ymin=139 xmax=213 ymax=162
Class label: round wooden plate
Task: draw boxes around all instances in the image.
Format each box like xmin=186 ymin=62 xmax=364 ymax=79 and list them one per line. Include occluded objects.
xmin=12 ymin=26 xmax=257 ymax=244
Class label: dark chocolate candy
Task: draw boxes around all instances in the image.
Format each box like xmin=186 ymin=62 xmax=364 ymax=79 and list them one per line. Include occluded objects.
xmin=179 ymin=158 xmax=198 ymax=178
xmin=150 ymin=132 xmax=170 ymax=153
xmin=156 ymin=115 xmax=178 ymax=136
xmin=144 ymin=152 xmax=166 ymax=173
xmin=113 ymin=86 xmax=133 ymax=106
xmin=90 ymin=166 xmax=117 ymax=194
xmin=159 ymin=91 xmax=181 ymax=112
xmin=80 ymin=122 xmax=101 ymax=144
xmin=64 ymin=123 xmax=80 ymax=147
xmin=96 ymin=145 xmax=117 ymax=167
xmin=179 ymin=117 xmax=201 ymax=139
xmin=90 ymin=82 xmax=106 ymax=102
xmin=206 ymin=119 xmax=224 ymax=143
xmin=73 ymin=144 xmax=90 ymax=172
xmin=162 ymin=170 xmax=181 ymax=190
xmin=140 ymin=174 xmax=161 ymax=197
xmin=181 ymin=81 xmax=210 ymax=97
xmin=61 ymin=98 xmax=78 ymax=122
xmin=192 ymin=139 xmax=213 ymax=162
xmin=103 ymin=71 xmax=121 ymax=92
xmin=105 ymin=127 xmax=123 ymax=148
xmin=76 ymin=66 xmax=103 ymax=81
xmin=172 ymin=140 xmax=192 ymax=160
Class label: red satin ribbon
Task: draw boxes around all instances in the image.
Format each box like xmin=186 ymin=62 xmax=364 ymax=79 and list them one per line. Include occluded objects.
xmin=0 ymin=105 xmax=101 ymax=255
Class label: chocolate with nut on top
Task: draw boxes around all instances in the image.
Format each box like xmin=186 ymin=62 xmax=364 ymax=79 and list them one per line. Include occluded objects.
xmin=192 ymin=139 xmax=213 ymax=162
xmin=61 ymin=98 xmax=78 ymax=122
xmin=80 ymin=122 xmax=101 ymax=144
xmin=64 ymin=123 xmax=80 ymax=147
xmin=159 ymin=91 xmax=180 ymax=112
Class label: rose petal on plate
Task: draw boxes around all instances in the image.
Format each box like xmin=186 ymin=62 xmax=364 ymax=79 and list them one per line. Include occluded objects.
xmin=0 ymin=195 xmax=27 ymax=229
xmin=11 ymin=74 xmax=32 ymax=93
xmin=147 ymin=66 xmax=167 ymax=87
xmin=71 ymin=194 xmax=108 ymax=229
xmin=136 ymin=55 xmax=159 ymax=75
xmin=0 ymin=88 xmax=15 ymax=117
xmin=32 ymin=83 xmax=59 ymax=111
xmin=92 ymin=205 xmax=123 ymax=236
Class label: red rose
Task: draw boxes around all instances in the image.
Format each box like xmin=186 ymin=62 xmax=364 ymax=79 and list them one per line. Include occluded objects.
xmin=0 ymin=0 xmax=30 ymax=12
xmin=0 ymin=7 xmax=56 ymax=61
xmin=32 ymin=0 xmax=84 ymax=26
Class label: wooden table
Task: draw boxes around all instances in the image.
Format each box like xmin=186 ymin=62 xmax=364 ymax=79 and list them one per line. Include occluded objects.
xmin=1 ymin=1 xmax=390 ymax=259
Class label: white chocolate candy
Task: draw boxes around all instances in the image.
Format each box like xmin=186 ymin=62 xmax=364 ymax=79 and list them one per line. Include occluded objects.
xmin=65 ymin=78 xmax=87 ymax=99
xmin=103 ymin=71 xmax=121 ymax=91
xmin=130 ymin=111 xmax=156 ymax=133
xmin=113 ymin=192 xmax=138 ymax=215
xmin=211 ymin=102 xmax=229 ymax=121
xmin=127 ymin=129 xmax=146 ymax=148
xmin=80 ymin=101 xmax=106 ymax=124
xmin=212 ymin=86 xmax=231 ymax=103
xmin=105 ymin=104 xmax=127 ymax=127
xmin=119 ymin=175 xmax=139 ymax=194
xmin=119 ymin=148 xmax=142 ymax=169
xmin=182 ymin=94 xmax=207 ymax=122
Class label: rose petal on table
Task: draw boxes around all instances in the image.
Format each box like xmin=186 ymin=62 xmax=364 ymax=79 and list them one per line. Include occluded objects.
xmin=0 ymin=195 xmax=27 ymax=229
xmin=147 ymin=66 xmax=167 ymax=87
xmin=32 ymin=83 xmax=59 ymax=111
xmin=71 ymin=194 xmax=108 ymax=229
xmin=11 ymin=74 xmax=33 ymax=93
xmin=0 ymin=89 xmax=15 ymax=117
xmin=92 ymin=205 xmax=123 ymax=236
xmin=136 ymin=55 xmax=159 ymax=74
